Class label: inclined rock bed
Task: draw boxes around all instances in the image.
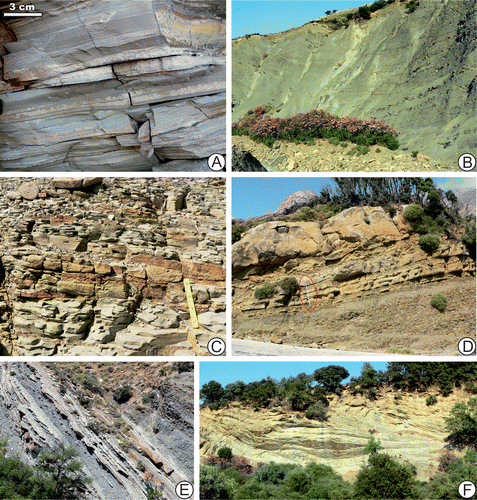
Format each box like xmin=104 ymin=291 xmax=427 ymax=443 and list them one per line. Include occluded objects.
xmin=232 ymin=206 xmax=476 ymax=355
xmin=0 ymin=362 xmax=194 ymax=499
xmin=0 ymin=177 xmax=226 ymax=356
xmin=0 ymin=0 xmax=225 ymax=171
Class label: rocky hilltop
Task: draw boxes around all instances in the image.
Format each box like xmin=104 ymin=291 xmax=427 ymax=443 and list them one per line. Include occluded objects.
xmin=0 ymin=177 xmax=226 ymax=356
xmin=232 ymin=0 xmax=476 ymax=166
xmin=200 ymin=386 xmax=470 ymax=483
xmin=232 ymin=204 xmax=475 ymax=355
xmin=0 ymin=0 xmax=225 ymax=171
xmin=1 ymin=362 xmax=193 ymax=499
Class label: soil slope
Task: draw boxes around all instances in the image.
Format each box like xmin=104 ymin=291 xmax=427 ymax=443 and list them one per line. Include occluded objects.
xmin=232 ymin=0 xmax=477 ymax=167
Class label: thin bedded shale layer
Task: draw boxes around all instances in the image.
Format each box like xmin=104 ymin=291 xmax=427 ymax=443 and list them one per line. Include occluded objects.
xmin=0 ymin=177 xmax=226 ymax=356
xmin=0 ymin=362 xmax=193 ymax=499
xmin=0 ymin=0 xmax=225 ymax=171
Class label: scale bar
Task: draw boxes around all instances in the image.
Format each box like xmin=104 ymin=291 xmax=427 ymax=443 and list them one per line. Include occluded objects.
xmin=4 ymin=12 xmax=42 ymax=17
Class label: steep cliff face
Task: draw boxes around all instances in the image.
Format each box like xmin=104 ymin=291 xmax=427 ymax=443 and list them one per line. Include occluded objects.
xmin=0 ymin=0 xmax=225 ymax=171
xmin=200 ymin=387 xmax=470 ymax=482
xmin=232 ymin=0 xmax=476 ymax=165
xmin=0 ymin=178 xmax=226 ymax=356
xmin=1 ymin=362 xmax=193 ymax=499
xmin=232 ymin=206 xmax=475 ymax=355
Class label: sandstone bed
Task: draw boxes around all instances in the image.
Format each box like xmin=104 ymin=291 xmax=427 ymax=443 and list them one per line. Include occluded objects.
xmin=232 ymin=206 xmax=476 ymax=355
xmin=0 ymin=0 xmax=225 ymax=171
xmin=1 ymin=362 xmax=193 ymax=499
xmin=0 ymin=177 xmax=226 ymax=356
xmin=200 ymin=386 xmax=472 ymax=483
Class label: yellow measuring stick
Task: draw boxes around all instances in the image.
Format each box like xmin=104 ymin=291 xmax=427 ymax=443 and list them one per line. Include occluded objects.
xmin=184 ymin=278 xmax=199 ymax=329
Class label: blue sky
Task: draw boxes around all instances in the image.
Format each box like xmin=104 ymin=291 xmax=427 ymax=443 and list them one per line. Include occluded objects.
xmin=232 ymin=177 xmax=476 ymax=219
xmin=233 ymin=1 xmax=371 ymax=38
xmin=200 ymin=361 xmax=388 ymax=389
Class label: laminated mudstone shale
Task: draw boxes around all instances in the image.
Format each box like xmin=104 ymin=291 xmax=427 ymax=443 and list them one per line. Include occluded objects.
xmin=0 ymin=177 xmax=226 ymax=356
xmin=0 ymin=362 xmax=193 ymax=500
xmin=0 ymin=0 xmax=225 ymax=171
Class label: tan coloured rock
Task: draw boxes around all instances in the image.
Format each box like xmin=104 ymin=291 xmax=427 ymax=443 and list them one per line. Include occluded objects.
xmin=201 ymin=388 xmax=471 ymax=482
xmin=51 ymin=178 xmax=103 ymax=189
xmin=233 ymin=221 xmax=324 ymax=271
xmin=322 ymin=206 xmax=401 ymax=242
xmin=18 ymin=181 xmax=39 ymax=200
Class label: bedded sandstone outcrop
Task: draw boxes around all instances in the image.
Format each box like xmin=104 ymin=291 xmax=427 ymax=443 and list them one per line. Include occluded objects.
xmin=0 ymin=177 xmax=226 ymax=356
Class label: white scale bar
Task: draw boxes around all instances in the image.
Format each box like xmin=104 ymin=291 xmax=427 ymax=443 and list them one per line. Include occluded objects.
xmin=4 ymin=12 xmax=42 ymax=17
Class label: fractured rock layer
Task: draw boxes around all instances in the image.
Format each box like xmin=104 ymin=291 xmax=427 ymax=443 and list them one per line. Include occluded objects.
xmin=0 ymin=177 xmax=226 ymax=356
xmin=232 ymin=206 xmax=476 ymax=355
xmin=0 ymin=0 xmax=225 ymax=171
xmin=0 ymin=362 xmax=193 ymax=500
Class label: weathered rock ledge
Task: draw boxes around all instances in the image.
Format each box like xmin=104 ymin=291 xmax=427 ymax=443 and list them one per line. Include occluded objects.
xmin=0 ymin=177 xmax=226 ymax=356
xmin=232 ymin=206 xmax=475 ymax=355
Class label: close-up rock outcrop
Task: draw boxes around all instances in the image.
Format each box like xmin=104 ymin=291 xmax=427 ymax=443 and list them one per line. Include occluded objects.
xmin=0 ymin=0 xmax=225 ymax=171
xmin=0 ymin=177 xmax=226 ymax=356
xmin=232 ymin=188 xmax=476 ymax=355
xmin=0 ymin=361 xmax=193 ymax=499
xmin=232 ymin=0 xmax=476 ymax=168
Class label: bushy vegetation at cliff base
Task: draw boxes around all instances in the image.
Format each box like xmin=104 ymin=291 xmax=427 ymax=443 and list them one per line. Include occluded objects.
xmin=0 ymin=442 xmax=92 ymax=499
xmin=232 ymin=107 xmax=400 ymax=150
xmin=201 ymin=446 xmax=476 ymax=499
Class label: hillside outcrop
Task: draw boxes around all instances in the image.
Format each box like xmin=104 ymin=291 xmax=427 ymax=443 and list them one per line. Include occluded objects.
xmin=200 ymin=386 xmax=471 ymax=482
xmin=0 ymin=177 xmax=226 ymax=356
xmin=1 ymin=362 xmax=193 ymax=500
xmin=232 ymin=0 xmax=476 ymax=166
xmin=232 ymin=206 xmax=475 ymax=355
xmin=0 ymin=0 xmax=225 ymax=171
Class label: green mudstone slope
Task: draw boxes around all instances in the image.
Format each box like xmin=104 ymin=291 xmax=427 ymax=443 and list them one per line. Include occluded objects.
xmin=232 ymin=0 xmax=476 ymax=165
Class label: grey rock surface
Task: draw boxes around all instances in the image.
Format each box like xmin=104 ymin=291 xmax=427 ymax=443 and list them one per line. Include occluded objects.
xmin=0 ymin=362 xmax=193 ymax=499
xmin=0 ymin=1 xmax=225 ymax=171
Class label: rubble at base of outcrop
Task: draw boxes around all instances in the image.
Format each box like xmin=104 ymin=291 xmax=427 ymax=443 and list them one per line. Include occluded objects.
xmin=232 ymin=206 xmax=476 ymax=354
xmin=232 ymin=146 xmax=267 ymax=172
xmin=0 ymin=0 xmax=225 ymax=171
xmin=0 ymin=178 xmax=226 ymax=356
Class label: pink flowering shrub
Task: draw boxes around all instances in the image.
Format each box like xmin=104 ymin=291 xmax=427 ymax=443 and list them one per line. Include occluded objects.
xmin=232 ymin=107 xmax=399 ymax=150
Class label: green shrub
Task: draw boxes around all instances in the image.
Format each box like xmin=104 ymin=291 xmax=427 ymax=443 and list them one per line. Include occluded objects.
xmin=173 ymin=361 xmax=193 ymax=373
xmin=328 ymin=137 xmax=341 ymax=146
xmin=358 ymin=5 xmax=371 ymax=19
xmin=430 ymin=294 xmax=447 ymax=313
xmin=406 ymin=0 xmax=419 ymax=12
xmin=278 ymin=277 xmax=298 ymax=299
xmin=142 ymin=391 xmax=157 ymax=404
xmin=419 ymin=234 xmax=440 ymax=252
xmin=340 ymin=142 xmax=348 ymax=147
xmin=363 ymin=436 xmax=383 ymax=455
xmin=388 ymin=206 xmax=397 ymax=217
xmin=217 ymin=447 xmax=233 ymax=460
xmin=289 ymin=206 xmax=317 ymax=221
xmin=364 ymin=218 xmax=370 ymax=225
xmin=113 ymin=385 xmax=133 ymax=404
xmin=426 ymin=394 xmax=438 ymax=406
xmin=305 ymin=401 xmax=328 ymax=421
xmin=254 ymin=282 xmax=278 ymax=300
xmin=376 ymin=147 xmax=381 ymax=152
xmin=403 ymin=203 xmax=425 ymax=231
xmin=411 ymin=151 xmax=418 ymax=157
